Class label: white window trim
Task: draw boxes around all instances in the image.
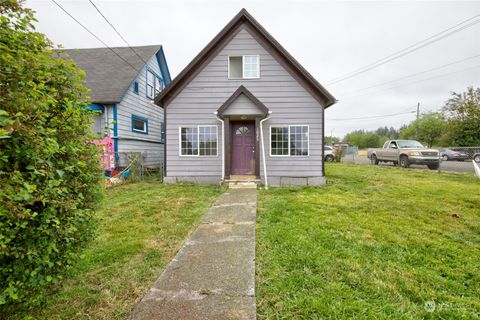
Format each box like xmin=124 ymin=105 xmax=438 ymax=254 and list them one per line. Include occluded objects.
xmin=132 ymin=115 xmax=148 ymax=134
xmin=179 ymin=125 xmax=219 ymax=157
xmin=228 ymin=55 xmax=260 ymax=79
xmin=146 ymin=69 xmax=164 ymax=99
xmin=269 ymin=125 xmax=310 ymax=157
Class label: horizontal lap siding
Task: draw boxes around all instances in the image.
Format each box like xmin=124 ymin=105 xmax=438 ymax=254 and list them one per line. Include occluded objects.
xmin=166 ymin=27 xmax=324 ymax=179
xmin=223 ymin=94 xmax=263 ymax=115
xmin=117 ymin=53 xmax=164 ymax=168
xmin=90 ymin=114 xmax=105 ymax=135
xmin=117 ymin=139 xmax=163 ymax=168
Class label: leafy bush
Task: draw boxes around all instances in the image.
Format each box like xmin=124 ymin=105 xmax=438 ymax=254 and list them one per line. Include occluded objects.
xmin=399 ymin=112 xmax=447 ymax=147
xmin=0 ymin=0 xmax=102 ymax=307
xmin=443 ymin=87 xmax=480 ymax=147
xmin=334 ymin=147 xmax=344 ymax=162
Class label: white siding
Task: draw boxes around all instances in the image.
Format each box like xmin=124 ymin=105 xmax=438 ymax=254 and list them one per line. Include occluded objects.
xmin=90 ymin=113 xmax=105 ymax=136
xmin=117 ymin=53 xmax=164 ymax=169
xmin=166 ymin=27 xmax=324 ymax=184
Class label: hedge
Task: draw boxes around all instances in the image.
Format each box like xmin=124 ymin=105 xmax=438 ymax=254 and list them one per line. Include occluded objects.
xmin=0 ymin=0 xmax=102 ymax=308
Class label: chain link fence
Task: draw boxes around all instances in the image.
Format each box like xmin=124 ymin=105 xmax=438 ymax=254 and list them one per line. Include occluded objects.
xmin=443 ymin=147 xmax=480 ymax=160
xmin=102 ymin=152 xmax=163 ymax=187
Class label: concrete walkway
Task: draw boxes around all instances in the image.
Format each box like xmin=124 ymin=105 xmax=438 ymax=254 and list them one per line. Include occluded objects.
xmin=130 ymin=188 xmax=257 ymax=320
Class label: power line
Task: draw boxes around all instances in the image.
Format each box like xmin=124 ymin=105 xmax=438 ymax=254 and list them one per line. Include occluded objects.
xmin=51 ymin=0 xmax=140 ymax=73
xmin=326 ymin=14 xmax=480 ymax=86
xmin=342 ymin=53 xmax=480 ymax=96
xmin=341 ymin=63 xmax=480 ymax=100
xmin=328 ymin=110 xmax=416 ymax=121
xmin=87 ymin=0 xmax=148 ymax=65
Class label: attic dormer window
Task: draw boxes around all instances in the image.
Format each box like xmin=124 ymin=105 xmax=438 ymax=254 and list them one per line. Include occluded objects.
xmin=228 ymin=55 xmax=260 ymax=79
xmin=146 ymin=70 xmax=155 ymax=98
xmin=146 ymin=70 xmax=163 ymax=99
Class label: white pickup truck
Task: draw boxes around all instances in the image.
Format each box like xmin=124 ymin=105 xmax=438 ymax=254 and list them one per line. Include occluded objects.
xmin=367 ymin=140 xmax=440 ymax=170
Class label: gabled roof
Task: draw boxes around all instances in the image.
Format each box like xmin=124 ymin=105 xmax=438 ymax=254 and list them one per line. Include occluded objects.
xmin=155 ymin=9 xmax=336 ymax=108
xmin=56 ymin=45 xmax=169 ymax=104
xmin=217 ymin=85 xmax=269 ymax=116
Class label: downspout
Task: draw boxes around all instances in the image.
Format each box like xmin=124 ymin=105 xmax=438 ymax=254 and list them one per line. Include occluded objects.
xmin=214 ymin=112 xmax=225 ymax=181
xmin=260 ymin=111 xmax=272 ymax=189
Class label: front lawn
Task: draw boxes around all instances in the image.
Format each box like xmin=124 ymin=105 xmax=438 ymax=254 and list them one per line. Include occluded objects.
xmin=11 ymin=181 xmax=223 ymax=319
xmin=256 ymin=163 xmax=480 ymax=319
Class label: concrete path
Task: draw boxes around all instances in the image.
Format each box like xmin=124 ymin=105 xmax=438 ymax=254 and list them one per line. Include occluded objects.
xmin=130 ymin=188 xmax=257 ymax=320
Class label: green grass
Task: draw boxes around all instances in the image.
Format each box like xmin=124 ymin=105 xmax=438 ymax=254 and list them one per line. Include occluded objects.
xmin=256 ymin=163 xmax=480 ymax=319
xmin=12 ymin=181 xmax=224 ymax=320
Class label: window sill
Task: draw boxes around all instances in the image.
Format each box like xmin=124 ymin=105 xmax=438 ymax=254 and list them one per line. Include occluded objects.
xmin=179 ymin=155 xmax=219 ymax=158
xmin=227 ymin=77 xmax=260 ymax=80
xmin=132 ymin=130 xmax=149 ymax=135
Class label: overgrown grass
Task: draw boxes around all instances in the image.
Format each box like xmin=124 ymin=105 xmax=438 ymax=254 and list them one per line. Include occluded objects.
xmin=10 ymin=181 xmax=224 ymax=319
xmin=256 ymin=163 xmax=480 ymax=319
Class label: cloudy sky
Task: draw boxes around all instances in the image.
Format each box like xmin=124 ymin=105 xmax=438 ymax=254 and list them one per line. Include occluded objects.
xmin=26 ymin=0 xmax=480 ymax=138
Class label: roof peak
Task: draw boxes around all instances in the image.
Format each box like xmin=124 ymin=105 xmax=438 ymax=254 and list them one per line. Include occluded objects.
xmin=155 ymin=10 xmax=336 ymax=108
xmin=217 ymin=85 xmax=269 ymax=116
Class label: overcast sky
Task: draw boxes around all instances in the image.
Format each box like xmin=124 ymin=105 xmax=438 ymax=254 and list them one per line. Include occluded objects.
xmin=26 ymin=0 xmax=480 ymax=138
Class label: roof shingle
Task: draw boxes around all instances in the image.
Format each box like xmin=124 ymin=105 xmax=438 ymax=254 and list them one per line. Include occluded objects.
xmin=57 ymin=45 xmax=161 ymax=103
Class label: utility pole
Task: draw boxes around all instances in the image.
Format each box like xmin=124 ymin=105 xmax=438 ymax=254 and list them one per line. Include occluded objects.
xmin=416 ymin=102 xmax=420 ymax=140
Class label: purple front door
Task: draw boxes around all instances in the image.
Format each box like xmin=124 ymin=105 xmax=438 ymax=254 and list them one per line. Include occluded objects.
xmin=231 ymin=122 xmax=255 ymax=175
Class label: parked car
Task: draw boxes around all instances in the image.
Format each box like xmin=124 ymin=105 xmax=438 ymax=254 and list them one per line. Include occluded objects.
xmin=474 ymin=153 xmax=480 ymax=163
xmin=324 ymin=146 xmax=335 ymax=162
xmin=438 ymin=148 xmax=469 ymax=161
xmin=367 ymin=140 xmax=440 ymax=170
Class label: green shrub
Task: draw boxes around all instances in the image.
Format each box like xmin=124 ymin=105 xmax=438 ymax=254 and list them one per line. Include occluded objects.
xmin=0 ymin=0 xmax=102 ymax=308
xmin=334 ymin=147 xmax=344 ymax=162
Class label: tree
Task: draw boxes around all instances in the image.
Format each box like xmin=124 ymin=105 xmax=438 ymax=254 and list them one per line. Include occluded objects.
xmin=343 ymin=128 xmax=393 ymax=149
xmin=324 ymin=135 xmax=340 ymax=145
xmin=0 ymin=0 xmax=102 ymax=307
xmin=399 ymin=112 xmax=447 ymax=147
xmin=375 ymin=126 xmax=400 ymax=139
xmin=442 ymin=87 xmax=480 ymax=146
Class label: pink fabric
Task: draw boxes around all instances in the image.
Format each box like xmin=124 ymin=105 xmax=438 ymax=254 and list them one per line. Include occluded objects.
xmin=92 ymin=136 xmax=115 ymax=170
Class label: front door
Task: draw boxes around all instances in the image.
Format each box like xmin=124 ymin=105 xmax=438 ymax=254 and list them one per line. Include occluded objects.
xmin=231 ymin=122 xmax=255 ymax=175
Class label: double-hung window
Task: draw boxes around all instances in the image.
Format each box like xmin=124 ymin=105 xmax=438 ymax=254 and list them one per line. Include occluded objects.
xmin=146 ymin=70 xmax=163 ymax=99
xmin=270 ymin=125 xmax=309 ymax=156
xmin=155 ymin=77 xmax=162 ymax=96
xmin=228 ymin=55 xmax=260 ymax=79
xmin=180 ymin=126 xmax=218 ymax=156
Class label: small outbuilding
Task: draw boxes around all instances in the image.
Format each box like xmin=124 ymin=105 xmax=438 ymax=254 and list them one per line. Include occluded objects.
xmin=155 ymin=9 xmax=336 ymax=186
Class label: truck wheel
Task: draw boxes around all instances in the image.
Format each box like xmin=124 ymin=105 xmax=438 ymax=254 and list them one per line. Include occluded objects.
xmin=400 ymin=155 xmax=410 ymax=168
xmin=371 ymin=154 xmax=379 ymax=165
xmin=325 ymin=155 xmax=334 ymax=162
xmin=428 ymin=163 xmax=439 ymax=170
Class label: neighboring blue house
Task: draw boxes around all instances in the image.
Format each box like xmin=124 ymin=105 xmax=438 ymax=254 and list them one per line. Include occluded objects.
xmin=58 ymin=45 xmax=171 ymax=168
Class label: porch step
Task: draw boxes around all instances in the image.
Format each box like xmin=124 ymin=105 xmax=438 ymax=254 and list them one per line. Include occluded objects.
xmin=230 ymin=175 xmax=256 ymax=181
xmin=227 ymin=181 xmax=257 ymax=189
xmin=226 ymin=175 xmax=259 ymax=189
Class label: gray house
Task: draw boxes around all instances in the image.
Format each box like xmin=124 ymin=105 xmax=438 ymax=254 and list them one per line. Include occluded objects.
xmin=155 ymin=9 xmax=336 ymax=186
xmin=59 ymin=45 xmax=171 ymax=168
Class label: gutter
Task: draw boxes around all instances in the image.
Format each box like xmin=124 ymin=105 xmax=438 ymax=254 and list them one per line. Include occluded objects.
xmin=260 ymin=111 xmax=272 ymax=189
xmin=214 ymin=112 xmax=225 ymax=181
